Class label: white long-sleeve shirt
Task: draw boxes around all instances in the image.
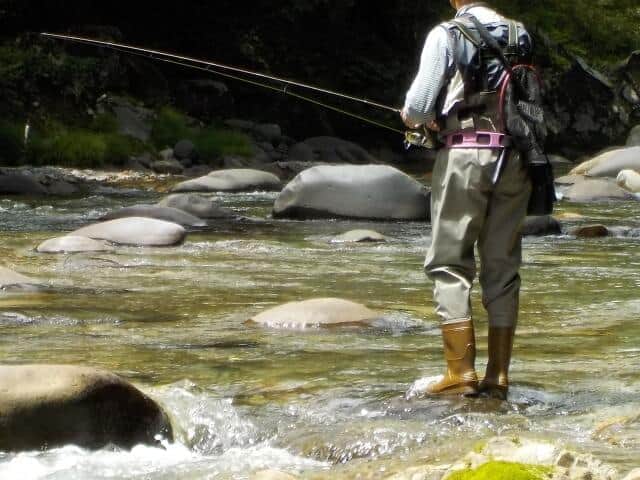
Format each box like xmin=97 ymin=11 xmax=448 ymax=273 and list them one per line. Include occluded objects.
xmin=402 ymin=4 xmax=503 ymax=126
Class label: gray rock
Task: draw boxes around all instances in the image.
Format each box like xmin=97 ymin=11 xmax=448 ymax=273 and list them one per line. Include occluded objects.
xmin=331 ymin=230 xmax=387 ymax=243
xmin=289 ymin=136 xmax=376 ymax=164
xmin=152 ymin=159 xmax=184 ymax=175
xmin=108 ymin=95 xmax=153 ymax=142
xmin=224 ymin=119 xmax=254 ymax=131
xmin=37 ymin=236 xmax=114 ymax=254
xmin=617 ymin=169 xmax=640 ymax=193
xmin=222 ymin=155 xmax=268 ymax=170
xmin=555 ymin=174 xmax=584 ymax=186
xmin=159 ymin=148 xmax=174 ymax=162
xmin=135 ymin=152 xmax=154 ymax=168
xmin=0 ymin=267 xmax=43 ymax=289
xmin=0 ymin=365 xmax=173 ymax=451
xmin=174 ymin=139 xmax=197 ymax=160
xmin=253 ymin=123 xmax=282 ymax=142
xmin=627 ymin=125 xmax=640 ymax=147
xmin=101 ymin=205 xmax=206 ymax=228
xmin=564 ymin=178 xmax=633 ymax=202
xmin=183 ymin=165 xmax=211 ymax=178
xmin=158 ymin=194 xmax=236 ymax=219
xmin=273 ymin=164 xmax=430 ymax=221
xmin=0 ymin=173 xmax=47 ymax=196
xmin=586 ymin=147 xmax=640 ymax=177
xmin=249 ymin=298 xmax=380 ymax=328
xmin=72 ymin=217 xmax=187 ymax=246
xmin=171 ymin=169 xmax=282 ymax=193
xmin=44 ymin=179 xmax=79 ymax=196
xmin=287 ymin=142 xmax=315 ymax=163
xmin=521 ymin=216 xmax=562 ymax=236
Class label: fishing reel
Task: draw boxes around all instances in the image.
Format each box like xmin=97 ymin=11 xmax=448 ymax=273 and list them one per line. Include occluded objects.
xmin=404 ymin=128 xmax=438 ymax=150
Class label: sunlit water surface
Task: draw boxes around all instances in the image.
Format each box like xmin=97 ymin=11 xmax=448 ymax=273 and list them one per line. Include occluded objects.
xmin=1 ymin=186 xmax=639 ymax=479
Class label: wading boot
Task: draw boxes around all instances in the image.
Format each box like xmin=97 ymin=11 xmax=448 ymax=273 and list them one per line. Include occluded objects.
xmin=425 ymin=320 xmax=479 ymax=396
xmin=478 ymin=326 xmax=515 ymax=400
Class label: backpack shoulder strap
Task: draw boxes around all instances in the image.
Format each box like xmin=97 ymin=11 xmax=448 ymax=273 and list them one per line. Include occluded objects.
xmin=506 ymin=19 xmax=519 ymax=57
xmin=448 ymin=18 xmax=482 ymax=48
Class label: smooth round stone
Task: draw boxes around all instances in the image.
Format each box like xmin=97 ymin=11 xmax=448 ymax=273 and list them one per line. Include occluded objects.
xmin=71 ymin=217 xmax=187 ymax=246
xmin=570 ymin=148 xmax=623 ymax=175
xmin=158 ymin=193 xmax=236 ymax=219
xmin=617 ymin=169 xmax=640 ymax=193
xmin=273 ymin=165 xmax=429 ymax=221
xmin=555 ymin=174 xmax=584 ymax=186
xmin=573 ymin=224 xmax=609 ymax=238
xmin=330 ymin=229 xmax=387 ymax=243
xmin=37 ymin=236 xmax=114 ymax=254
xmin=585 ymin=147 xmax=640 ymax=178
xmin=101 ymin=205 xmax=207 ymax=228
xmin=0 ymin=365 xmax=173 ymax=451
xmin=249 ymin=298 xmax=380 ymax=328
xmin=0 ymin=266 xmax=41 ymax=289
xmin=171 ymin=169 xmax=282 ymax=193
xmin=563 ymin=178 xmax=632 ymax=202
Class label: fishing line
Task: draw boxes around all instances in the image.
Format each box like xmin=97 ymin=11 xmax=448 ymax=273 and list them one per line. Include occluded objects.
xmin=40 ymin=32 xmax=401 ymax=114
xmin=75 ymin=40 xmax=405 ymax=135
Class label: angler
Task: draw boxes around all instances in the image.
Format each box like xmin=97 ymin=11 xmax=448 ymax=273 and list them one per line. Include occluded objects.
xmin=401 ymin=0 xmax=550 ymax=399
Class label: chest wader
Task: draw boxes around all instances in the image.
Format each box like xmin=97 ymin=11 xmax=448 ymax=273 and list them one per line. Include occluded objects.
xmin=421 ymin=18 xmax=531 ymax=399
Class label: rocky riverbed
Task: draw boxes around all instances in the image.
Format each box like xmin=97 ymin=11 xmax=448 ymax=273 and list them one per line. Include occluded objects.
xmin=1 ymin=139 xmax=640 ymax=478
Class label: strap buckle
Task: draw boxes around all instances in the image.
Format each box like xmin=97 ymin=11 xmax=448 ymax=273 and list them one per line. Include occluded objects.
xmin=445 ymin=130 xmax=510 ymax=149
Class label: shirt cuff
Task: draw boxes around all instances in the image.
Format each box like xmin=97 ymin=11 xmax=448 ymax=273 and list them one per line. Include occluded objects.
xmin=402 ymin=106 xmax=434 ymax=127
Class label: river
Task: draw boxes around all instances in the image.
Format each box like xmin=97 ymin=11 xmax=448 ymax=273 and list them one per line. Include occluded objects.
xmin=0 ymin=184 xmax=639 ymax=479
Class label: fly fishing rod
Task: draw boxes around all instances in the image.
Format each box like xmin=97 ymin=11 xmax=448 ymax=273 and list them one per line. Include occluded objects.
xmin=40 ymin=32 xmax=436 ymax=148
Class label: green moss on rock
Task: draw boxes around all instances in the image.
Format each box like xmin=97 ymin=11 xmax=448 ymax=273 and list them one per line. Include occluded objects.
xmin=446 ymin=462 xmax=552 ymax=480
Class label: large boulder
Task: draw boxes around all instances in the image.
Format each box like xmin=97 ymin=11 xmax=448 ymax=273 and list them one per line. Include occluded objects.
xmin=273 ymin=165 xmax=430 ymax=221
xmin=171 ymin=169 xmax=282 ymax=193
xmin=0 ymin=365 xmax=173 ymax=451
xmin=71 ymin=217 xmax=186 ymax=246
xmin=0 ymin=267 xmax=43 ymax=290
xmin=106 ymin=95 xmax=153 ymax=142
xmin=158 ymin=193 xmax=236 ymax=219
xmin=584 ymin=147 xmax=640 ymax=177
xmin=288 ymin=136 xmax=376 ymax=164
xmin=101 ymin=205 xmax=207 ymax=228
xmin=617 ymin=169 xmax=640 ymax=193
xmin=0 ymin=172 xmax=47 ymax=196
xmin=249 ymin=298 xmax=380 ymax=328
xmin=563 ymin=178 xmax=633 ymax=202
xmin=627 ymin=125 xmax=640 ymax=147
xmin=37 ymin=236 xmax=114 ymax=254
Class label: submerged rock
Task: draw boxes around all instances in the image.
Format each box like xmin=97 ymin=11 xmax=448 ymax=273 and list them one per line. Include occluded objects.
xmin=171 ymin=169 xmax=282 ymax=193
xmin=71 ymin=217 xmax=186 ymax=246
xmin=0 ymin=365 xmax=173 ymax=451
xmin=37 ymin=236 xmax=114 ymax=254
xmin=330 ymin=229 xmax=387 ymax=243
xmin=101 ymin=204 xmax=207 ymax=228
xmin=0 ymin=266 xmax=43 ymax=290
xmin=521 ymin=216 xmax=562 ymax=236
xmin=573 ymin=224 xmax=609 ymax=238
xmin=273 ymin=165 xmax=430 ymax=221
xmin=249 ymin=298 xmax=380 ymax=328
xmin=158 ymin=193 xmax=236 ymax=219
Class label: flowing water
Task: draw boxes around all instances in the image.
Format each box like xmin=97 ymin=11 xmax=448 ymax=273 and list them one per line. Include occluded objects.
xmin=1 ymin=182 xmax=640 ymax=479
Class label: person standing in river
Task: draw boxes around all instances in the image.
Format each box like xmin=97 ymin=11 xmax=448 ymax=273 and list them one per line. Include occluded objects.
xmin=401 ymin=0 xmax=533 ymax=399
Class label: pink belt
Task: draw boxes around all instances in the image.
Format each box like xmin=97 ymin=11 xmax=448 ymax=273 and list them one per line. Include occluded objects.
xmin=445 ymin=131 xmax=510 ymax=149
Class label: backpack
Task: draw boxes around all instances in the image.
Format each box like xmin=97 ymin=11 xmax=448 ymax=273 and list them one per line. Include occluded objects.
xmin=450 ymin=14 xmax=556 ymax=215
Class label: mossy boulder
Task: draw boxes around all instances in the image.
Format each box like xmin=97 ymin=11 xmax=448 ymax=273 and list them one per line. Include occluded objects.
xmin=445 ymin=462 xmax=551 ymax=480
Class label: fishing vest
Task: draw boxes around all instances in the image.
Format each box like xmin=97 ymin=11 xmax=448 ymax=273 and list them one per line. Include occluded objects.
xmin=438 ymin=14 xmax=533 ymax=135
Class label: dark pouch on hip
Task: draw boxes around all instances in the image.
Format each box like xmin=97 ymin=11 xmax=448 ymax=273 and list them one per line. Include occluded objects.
xmin=526 ymin=150 xmax=556 ymax=216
